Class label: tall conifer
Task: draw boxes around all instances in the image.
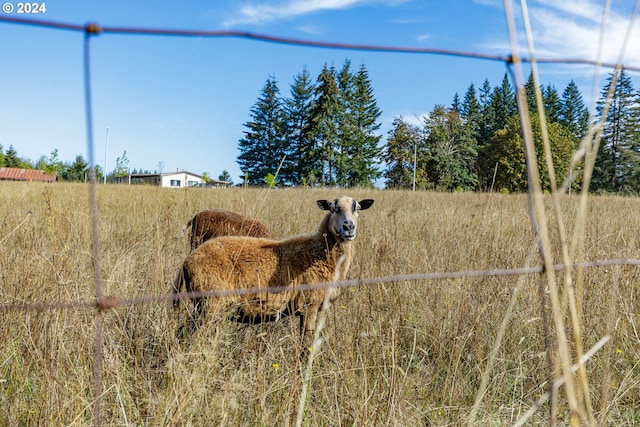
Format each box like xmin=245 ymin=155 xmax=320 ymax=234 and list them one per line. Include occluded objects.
xmin=237 ymin=75 xmax=286 ymax=185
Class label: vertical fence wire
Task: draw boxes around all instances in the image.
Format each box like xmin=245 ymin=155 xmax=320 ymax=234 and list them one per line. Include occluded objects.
xmin=82 ymin=23 xmax=105 ymax=427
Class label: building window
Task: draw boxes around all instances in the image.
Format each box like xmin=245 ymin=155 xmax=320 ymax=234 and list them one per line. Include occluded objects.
xmin=187 ymin=180 xmax=200 ymax=187
xmin=170 ymin=179 xmax=181 ymax=187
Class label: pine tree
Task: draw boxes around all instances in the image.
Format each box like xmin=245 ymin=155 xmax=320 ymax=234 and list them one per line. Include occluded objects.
xmin=63 ymin=155 xmax=89 ymax=182
xmin=218 ymin=170 xmax=232 ymax=184
xmin=283 ymin=66 xmax=317 ymax=186
xmin=237 ymin=75 xmax=287 ymax=186
xmin=592 ymin=68 xmax=640 ymax=193
xmin=477 ymin=74 xmax=517 ymax=190
xmin=451 ymin=93 xmax=461 ymax=113
xmin=461 ymin=83 xmax=481 ymax=127
xmin=543 ymin=84 xmax=562 ymax=123
xmin=309 ymin=64 xmax=340 ymax=186
xmin=345 ymin=63 xmax=382 ymax=187
xmin=559 ymin=80 xmax=590 ymax=143
xmin=335 ymin=59 xmax=356 ymax=187
xmin=490 ymin=73 xmax=516 ymax=131
xmin=4 ymin=145 xmax=21 ymax=168
xmin=0 ymin=144 xmax=4 ymax=167
xmin=477 ymin=78 xmax=495 ymax=148
xmin=524 ymin=71 xmax=539 ymax=113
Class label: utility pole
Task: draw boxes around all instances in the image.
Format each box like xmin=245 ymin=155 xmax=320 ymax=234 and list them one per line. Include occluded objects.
xmin=412 ymin=140 xmax=417 ymax=191
xmin=103 ymin=127 xmax=109 ymax=184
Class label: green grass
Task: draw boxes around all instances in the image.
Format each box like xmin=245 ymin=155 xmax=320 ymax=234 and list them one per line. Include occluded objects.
xmin=1 ymin=182 xmax=639 ymax=425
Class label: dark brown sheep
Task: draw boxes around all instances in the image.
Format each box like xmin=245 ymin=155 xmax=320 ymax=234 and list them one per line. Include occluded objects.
xmin=186 ymin=209 xmax=270 ymax=251
xmin=173 ymin=196 xmax=374 ymax=338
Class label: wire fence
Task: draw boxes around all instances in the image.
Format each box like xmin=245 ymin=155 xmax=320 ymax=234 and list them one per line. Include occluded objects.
xmin=1 ymin=10 xmax=639 ymax=426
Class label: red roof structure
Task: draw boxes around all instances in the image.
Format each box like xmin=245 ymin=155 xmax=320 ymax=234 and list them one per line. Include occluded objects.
xmin=0 ymin=167 xmax=57 ymax=183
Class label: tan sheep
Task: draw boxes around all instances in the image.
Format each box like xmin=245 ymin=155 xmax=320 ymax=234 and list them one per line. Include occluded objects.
xmin=186 ymin=208 xmax=270 ymax=251
xmin=173 ymin=196 xmax=374 ymax=338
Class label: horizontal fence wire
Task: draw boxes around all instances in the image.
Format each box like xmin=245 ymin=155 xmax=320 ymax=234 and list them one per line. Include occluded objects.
xmin=1 ymin=13 xmax=638 ymax=427
xmin=1 ymin=15 xmax=640 ymax=72
xmin=2 ymin=258 xmax=640 ymax=314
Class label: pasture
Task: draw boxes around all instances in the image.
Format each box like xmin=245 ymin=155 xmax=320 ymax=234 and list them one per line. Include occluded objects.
xmin=1 ymin=182 xmax=639 ymax=425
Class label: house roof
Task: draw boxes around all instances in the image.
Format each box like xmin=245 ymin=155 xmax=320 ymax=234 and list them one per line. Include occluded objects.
xmin=0 ymin=167 xmax=57 ymax=182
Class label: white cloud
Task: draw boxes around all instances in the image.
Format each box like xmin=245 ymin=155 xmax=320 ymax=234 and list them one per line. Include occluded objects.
xmin=222 ymin=0 xmax=414 ymax=27
xmin=223 ymin=0 xmax=369 ymax=27
xmin=522 ymin=1 xmax=640 ymax=68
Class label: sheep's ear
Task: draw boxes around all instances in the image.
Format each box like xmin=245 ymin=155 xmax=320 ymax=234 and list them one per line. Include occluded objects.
xmin=317 ymin=200 xmax=333 ymax=211
xmin=358 ymin=199 xmax=375 ymax=210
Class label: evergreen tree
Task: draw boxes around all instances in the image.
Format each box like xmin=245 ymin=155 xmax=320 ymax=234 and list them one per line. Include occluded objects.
xmin=282 ymin=66 xmax=317 ymax=186
xmin=543 ymin=84 xmax=562 ymax=122
xmin=422 ymin=105 xmax=478 ymax=191
xmin=345 ymin=63 xmax=383 ymax=187
xmin=490 ymin=73 xmax=516 ymax=132
xmin=477 ymin=74 xmax=517 ymax=190
xmin=451 ymin=93 xmax=461 ymax=113
xmin=218 ymin=170 xmax=232 ymax=184
xmin=461 ymin=82 xmax=482 ymax=167
xmin=309 ymin=64 xmax=340 ymax=186
xmin=63 ymin=155 xmax=89 ymax=182
xmin=0 ymin=145 xmax=4 ymax=167
xmin=383 ymin=117 xmax=425 ymax=189
xmin=4 ymin=145 xmax=21 ymax=168
xmin=592 ymin=68 xmax=640 ymax=193
xmin=559 ymin=80 xmax=590 ymax=143
xmin=524 ymin=71 xmax=539 ymax=113
xmin=237 ymin=75 xmax=287 ymax=186
xmin=335 ymin=59 xmax=356 ymax=187
xmin=461 ymin=84 xmax=481 ymax=123
xmin=476 ymin=78 xmax=496 ymax=150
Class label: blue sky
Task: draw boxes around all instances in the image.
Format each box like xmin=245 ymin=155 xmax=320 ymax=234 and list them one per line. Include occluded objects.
xmin=1 ymin=0 xmax=639 ymax=183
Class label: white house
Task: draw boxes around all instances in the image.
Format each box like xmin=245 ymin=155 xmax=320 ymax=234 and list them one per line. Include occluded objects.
xmin=128 ymin=171 xmax=229 ymax=188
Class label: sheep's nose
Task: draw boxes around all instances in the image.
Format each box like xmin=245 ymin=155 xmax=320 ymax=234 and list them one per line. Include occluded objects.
xmin=342 ymin=221 xmax=355 ymax=232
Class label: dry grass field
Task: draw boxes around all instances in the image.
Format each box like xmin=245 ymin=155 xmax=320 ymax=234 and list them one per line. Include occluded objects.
xmin=1 ymin=181 xmax=639 ymax=426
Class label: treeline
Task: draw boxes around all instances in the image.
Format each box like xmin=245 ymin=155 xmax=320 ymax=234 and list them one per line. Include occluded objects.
xmin=385 ymin=73 xmax=589 ymax=192
xmin=0 ymin=146 xmax=93 ymax=182
xmin=238 ymin=60 xmax=382 ymax=187
xmin=240 ymin=63 xmax=640 ymax=193
xmin=0 ymin=146 xmax=146 ymax=183
xmin=5 ymin=66 xmax=640 ymax=193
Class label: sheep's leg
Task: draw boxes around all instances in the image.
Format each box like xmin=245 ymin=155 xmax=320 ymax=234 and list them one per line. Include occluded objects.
xmin=171 ymin=267 xmax=185 ymax=309
xmin=301 ymin=304 xmax=320 ymax=340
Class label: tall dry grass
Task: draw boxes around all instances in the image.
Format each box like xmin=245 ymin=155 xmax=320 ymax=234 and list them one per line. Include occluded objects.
xmin=1 ymin=182 xmax=639 ymax=425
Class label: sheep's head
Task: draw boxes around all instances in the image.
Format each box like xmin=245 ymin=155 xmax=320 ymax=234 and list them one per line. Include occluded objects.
xmin=317 ymin=196 xmax=374 ymax=241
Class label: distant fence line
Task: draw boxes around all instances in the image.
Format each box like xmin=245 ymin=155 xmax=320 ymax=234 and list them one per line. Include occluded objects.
xmin=1 ymin=14 xmax=639 ymax=427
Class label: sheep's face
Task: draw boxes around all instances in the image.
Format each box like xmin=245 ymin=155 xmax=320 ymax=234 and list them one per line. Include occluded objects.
xmin=317 ymin=196 xmax=374 ymax=241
